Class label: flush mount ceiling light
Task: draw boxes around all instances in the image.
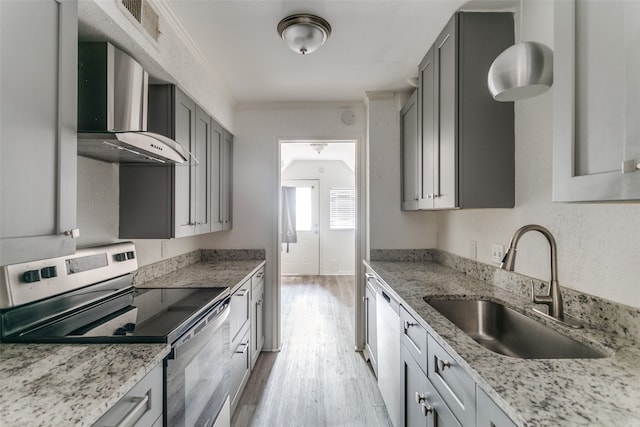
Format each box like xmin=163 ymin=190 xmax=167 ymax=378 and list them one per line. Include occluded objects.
xmin=487 ymin=0 xmax=553 ymax=101
xmin=310 ymin=143 xmax=327 ymax=154
xmin=277 ymin=14 xmax=331 ymax=55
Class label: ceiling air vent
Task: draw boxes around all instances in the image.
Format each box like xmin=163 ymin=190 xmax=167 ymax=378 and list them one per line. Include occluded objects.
xmin=120 ymin=0 xmax=160 ymax=42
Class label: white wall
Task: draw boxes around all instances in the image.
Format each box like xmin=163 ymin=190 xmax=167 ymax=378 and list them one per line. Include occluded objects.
xmin=436 ymin=0 xmax=640 ymax=310
xmin=282 ymin=159 xmax=356 ymax=275
xmin=76 ymin=157 xmax=202 ymax=267
xmin=366 ymin=92 xmax=437 ymax=250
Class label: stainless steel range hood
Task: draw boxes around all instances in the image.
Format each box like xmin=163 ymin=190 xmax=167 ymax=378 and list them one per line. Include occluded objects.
xmin=77 ymin=42 xmax=192 ymax=164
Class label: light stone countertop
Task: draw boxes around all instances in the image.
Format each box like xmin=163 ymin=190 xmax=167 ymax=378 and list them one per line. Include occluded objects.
xmin=134 ymin=259 xmax=265 ymax=294
xmin=0 ymin=343 xmax=170 ymax=427
xmin=366 ymin=260 xmax=640 ymax=427
xmin=0 ymin=256 xmax=264 ymax=426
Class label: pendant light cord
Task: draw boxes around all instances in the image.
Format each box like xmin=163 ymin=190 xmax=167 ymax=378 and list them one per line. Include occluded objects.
xmin=519 ymin=0 xmax=524 ymax=43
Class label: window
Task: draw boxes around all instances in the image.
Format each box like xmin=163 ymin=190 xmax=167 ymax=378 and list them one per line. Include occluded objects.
xmin=330 ymin=187 xmax=356 ymax=230
xmin=295 ymin=187 xmax=312 ymax=231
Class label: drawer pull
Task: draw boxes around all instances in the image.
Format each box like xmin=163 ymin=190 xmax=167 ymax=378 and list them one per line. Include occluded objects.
xmin=105 ymin=392 xmax=150 ymax=427
xmin=235 ymin=342 xmax=249 ymax=354
xmin=415 ymin=392 xmax=426 ymax=404
xmin=257 ymin=299 xmax=263 ymax=305
xmin=235 ymin=288 xmax=250 ymax=297
xmin=437 ymin=357 xmax=451 ymax=371
xmin=404 ymin=320 xmax=418 ymax=331
xmin=421 ymin=403 xmax=433 ymax=416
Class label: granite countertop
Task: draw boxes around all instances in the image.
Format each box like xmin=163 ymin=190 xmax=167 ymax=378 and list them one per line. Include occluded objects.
xmin=365 ymin=260 xmax=640 ymax=426
xmin=135 ymin=259 xmax=265 ymax=294
xmin=0 ymin=343 xmax=170 ymax=427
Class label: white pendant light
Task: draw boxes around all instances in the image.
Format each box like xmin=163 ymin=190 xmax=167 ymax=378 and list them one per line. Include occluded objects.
xmin=487 ymin=0 xmax=553 ymax=101
xmin=277 ymin=14 xmax=331 ymax=55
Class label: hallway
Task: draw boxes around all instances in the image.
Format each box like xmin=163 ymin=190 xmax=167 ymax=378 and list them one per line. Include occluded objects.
xmin=231 ymin=276 xmax=391 ymax=427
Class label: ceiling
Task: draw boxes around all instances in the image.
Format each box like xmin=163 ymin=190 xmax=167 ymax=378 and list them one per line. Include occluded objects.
xmin=161 ymin=0 xmax=513 ymax=105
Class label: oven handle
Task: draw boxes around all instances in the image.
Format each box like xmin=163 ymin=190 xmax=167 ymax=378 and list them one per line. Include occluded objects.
xmin=171 ymin=300 xmax=230 ymax=356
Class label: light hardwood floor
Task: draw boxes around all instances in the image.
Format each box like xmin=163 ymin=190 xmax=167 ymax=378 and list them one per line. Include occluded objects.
xmin=231 ymin=275 xmax=391 ymax=427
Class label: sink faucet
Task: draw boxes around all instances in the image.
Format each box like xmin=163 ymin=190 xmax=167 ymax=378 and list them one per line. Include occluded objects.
xmin=500 ymin=224 xmax=564 ymax=320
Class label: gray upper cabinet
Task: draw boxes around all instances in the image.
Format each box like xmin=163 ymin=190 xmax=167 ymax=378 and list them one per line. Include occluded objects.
xmin=120 ymin=85 xmax=232 ymax=238
xmin=401 ymin=91 xmax=419 ymax=210
xmin=221 ymin=131 xmax=233 ymax=230
xmin=553 ymin=0 xmax=640 ymax=201
xmin=412 ymin=12 xmax=515 ymax=210
xmin=0 ymin=0 xmax=78 ymax=265
xmin=173 ymin=88 xmax=197 ymax=238
xmin=195 ymin=106 xmax=211 ymax=235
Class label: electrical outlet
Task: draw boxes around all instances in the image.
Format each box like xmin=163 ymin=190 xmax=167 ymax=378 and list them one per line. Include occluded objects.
xmin=469 ymin=240 xmax=477 ymax=260
xmin=161 ymin=240 xmax=168 ymax=258
xmin=491 ymin=244 xmax=504 ymax=263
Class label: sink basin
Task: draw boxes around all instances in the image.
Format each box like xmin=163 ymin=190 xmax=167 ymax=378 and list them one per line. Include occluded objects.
xmin=425 ymin=299 xmax=606 ymax=359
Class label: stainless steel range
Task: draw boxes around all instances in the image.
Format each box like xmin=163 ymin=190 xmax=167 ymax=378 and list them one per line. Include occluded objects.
xmin=0 ymin=242 xmax=230 ymax=427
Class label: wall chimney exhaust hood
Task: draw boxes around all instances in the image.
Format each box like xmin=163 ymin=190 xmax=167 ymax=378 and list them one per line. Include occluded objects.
xmin=77 ymin=42 xmax=192 ymax=164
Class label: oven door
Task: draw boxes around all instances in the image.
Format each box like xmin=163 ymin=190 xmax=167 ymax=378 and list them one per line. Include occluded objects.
xmin=165 ymin=298 xmax=230 ymax=427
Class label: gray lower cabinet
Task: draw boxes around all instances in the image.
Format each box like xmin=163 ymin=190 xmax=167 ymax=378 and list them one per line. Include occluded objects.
xmin=415 ymin=12 xmax=515 ymax=210
xmin=401 ymin=344 xmax=461 ymax=427
xmin=0 ymin=0 xmax=78 ymax=265
xmin=120 ymin=85 xmax=232 ymax=238
xmin=476 ymin=386 xmax=516 ymax=427
xmin=230 ymin=324 xmax=251 ymax=415
xmin=250 ymin=267 xmax=265 ymax=369
xmin=364 ymin=272 xmax=378 ymax=376
xmin=93 ymin=364 xmax=163 ymax=427
xmin=230 ymin=280 xmax=251 ymax=345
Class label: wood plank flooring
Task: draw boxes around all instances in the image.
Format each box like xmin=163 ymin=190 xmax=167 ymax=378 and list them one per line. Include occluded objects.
xmin=231 ymin=275 xmax=391 ymax=427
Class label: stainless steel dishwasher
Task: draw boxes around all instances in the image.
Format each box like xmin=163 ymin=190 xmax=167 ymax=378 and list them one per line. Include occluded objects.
xmin=375 ymin=277 xmax=401 ymax=427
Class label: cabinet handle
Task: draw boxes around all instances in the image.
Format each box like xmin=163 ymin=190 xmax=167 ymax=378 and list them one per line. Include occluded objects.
xmin=235 ymin=288 xmax=250 ymax=297
xmin=420 ymin=403 xmax=434 ymax=416
xmin=415 ymin=392 xmax=426 ymax=404
xmin=437 ymin=357 xmax=451 ymax=371
xmin=427 ymin=194 xmax=434 ymax=199
xmin=235 ymin=342 xmax=249 ymax=354
xmin=257 ymin=299 xmax=263 ymax=305
xmin=105 ymin=391 xmax=150 ymax=427
xmin=404 ymin=320 xmax=417 ymax=331
xmin=363 ymin=296 xmax=368 ymax=302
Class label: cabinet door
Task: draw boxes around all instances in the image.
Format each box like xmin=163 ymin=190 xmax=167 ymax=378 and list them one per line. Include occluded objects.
xmin=173 ymin=88 xmax=196 ymax=237
xmin=210 ymin=122 xmax=223 ymax=232
xmin=0 ymin=0 xmax=78 ymax=265
xmin=418 ymin=47 xmax=436 ymax=210
xmin=401 ymin=90 xmax=419 ymax=210
xmin=434 ymin=15 xmax=457 ymax=209
xmin=195 ymin=106 xmax=211 ymax=234
xmin=477 ymin=386 xmax=516 ymax=427
xmin=554 ymin=0 xmax=640 ymax=201
xmin=364 ymin=276 xmax=378 ymax=376
xmin=251 ymin=280 xmax=265 ymax=369
xmin=230 ymin=280 xmax=251 ymax=346
xmin=402 ymin=345 xmax=461 ymax=427
xmin=221 ymin=131 xmax=233 ymax=230
xmin=230 ymin=326 xmax=251 ymax=415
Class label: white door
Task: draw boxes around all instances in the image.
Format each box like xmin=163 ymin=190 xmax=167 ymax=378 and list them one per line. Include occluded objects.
xmin=281 ymin=179 xmax=319 ymax=275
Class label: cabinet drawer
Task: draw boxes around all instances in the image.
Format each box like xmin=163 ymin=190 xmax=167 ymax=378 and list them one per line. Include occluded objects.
xmin=230 ymin=280 xmax=251 ymax=345
xmin=400 ymin=305 xmax=427 ymax=373
xmin=427 ymin=335 xmax=475 ymax=426
xmin=93 ymin=364 xmax=163 ymax=427
xmin=230 ymin=325 xmax=251 ymax=415
xmin=477 ymin=386 xmax=516 ymax=427
xmin=251 ymin=266 xmax=265 ymax=291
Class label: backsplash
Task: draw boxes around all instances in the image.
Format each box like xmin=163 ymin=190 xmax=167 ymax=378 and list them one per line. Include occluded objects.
xmin=133 ymin=249 xmax=267 ymax=286
xmin=371 ymin=249 xmax=640 ymax=341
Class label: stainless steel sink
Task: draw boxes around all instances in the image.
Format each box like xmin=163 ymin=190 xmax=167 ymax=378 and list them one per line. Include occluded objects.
xmin=425 ymin=299 xmax=606 ymax=359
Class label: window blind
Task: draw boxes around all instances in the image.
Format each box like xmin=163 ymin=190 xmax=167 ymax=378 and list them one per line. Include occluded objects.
xmin=330 ymin=187 xmax=356 ymax=230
